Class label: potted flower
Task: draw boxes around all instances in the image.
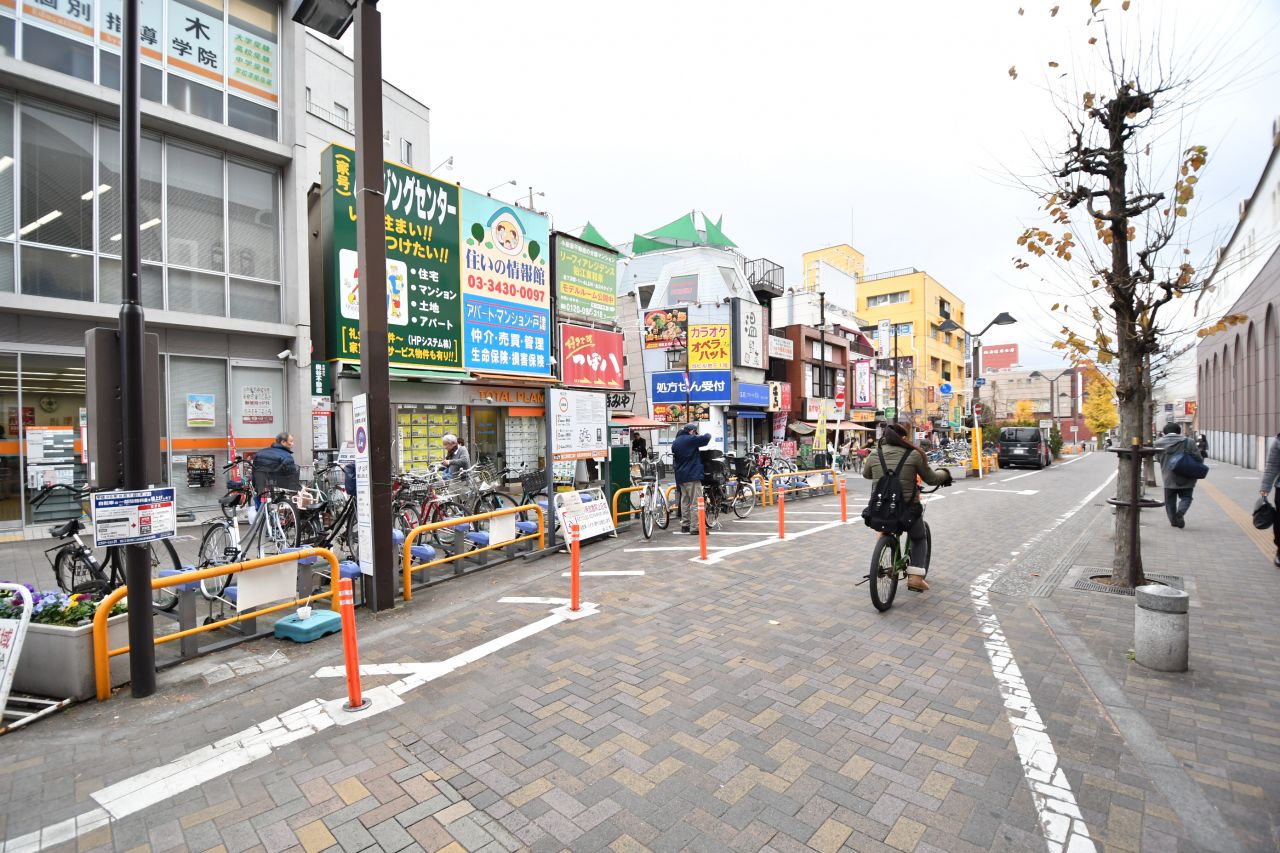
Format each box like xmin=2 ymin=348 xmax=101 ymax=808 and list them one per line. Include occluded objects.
xmin=0 ymin=586 xmax=130 ymax=701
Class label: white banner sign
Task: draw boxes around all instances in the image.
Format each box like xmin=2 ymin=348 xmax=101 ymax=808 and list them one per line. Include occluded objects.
xmin=91 ymin=487 xmax=177 ymax=548
xmin=553 ymin=488 xmax=616 ymax=540
xmin=551 ymin=388 xmax=608 ymax=461
xmin=737 ymin=301 xmax=765 ymax=369
xmin=0 ymin=583 xmax=33 ymax=720
xmin=767 ymin=335 xmax=793 ymax=360
xmin=877 ymin=320 xmax=892 ymax=360
xmin=353 ymin=394 xmax=373 ymax=577
xmin=854 ymin=360 xmax=873 ymax=407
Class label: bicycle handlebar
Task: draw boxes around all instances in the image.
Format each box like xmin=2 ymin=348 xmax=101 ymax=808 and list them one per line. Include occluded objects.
xmin=28 ymin=482 xmax=89 ymax=505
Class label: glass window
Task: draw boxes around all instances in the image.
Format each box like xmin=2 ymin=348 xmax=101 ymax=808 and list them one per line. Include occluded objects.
xmin=22 ymin=26 xmax=94 ymax=82
xmin=401 ymin=139 xmax=412 ymax=165
xmin=167 ymin=141 xmax=224 ymax=271
xmin=20 ymin=103 xmax=94 ymax=250
xmin=0 ymin=96 xmax=11 ymax=239
xmin=168 ymin=268 xmax=226 ymax=316
xmin=98 ymin=258 xmax=164 ymax=309
xmin=20 ymin=245 xmax=93 ymax=301
xmin=333 ymin=102 xmax=348 ymax=124
xmin=0 ymin=17 xmax=13 ymax=58
xmin=100 ymin=56 xmax=164 ymax=102
xmin=227 ymin=160 xmax=278 ymax=280
xmin=167 ymin=76 xmax=223 ymax=123
xmin=168 ymin=355 xmax=227 ymax=510
xmin=230 ymin=277 xmax=278 ymax=322
xmin=228 ymin=95 xmax=277 ymax=139
xmin=0 ymin=244 xmax=12 ymax=293
xmin=98 ymin=124 xmax=164 ymax=261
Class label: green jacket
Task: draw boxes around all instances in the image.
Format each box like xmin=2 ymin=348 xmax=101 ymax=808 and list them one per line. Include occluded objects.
xmin=862 ymin=442 xmax=947 ymax=502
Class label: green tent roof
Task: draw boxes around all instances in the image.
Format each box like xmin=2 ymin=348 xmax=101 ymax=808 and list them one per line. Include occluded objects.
xmin=631 ymin=233 xmax=672 ymax=255
xmin=579 ymin=221 xmax=614 ymax=251
xmin=647 ymin=212 xmax=701 ymax=243
xmin=703 ymin=215 xmax=737 ymax=248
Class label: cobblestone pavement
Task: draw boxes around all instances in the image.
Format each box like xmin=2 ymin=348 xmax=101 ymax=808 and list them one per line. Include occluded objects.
xmin=1 ymin=453 xmax=1276 ymax=852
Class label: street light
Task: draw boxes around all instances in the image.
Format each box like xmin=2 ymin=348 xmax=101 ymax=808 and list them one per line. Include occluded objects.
xmin=487 ymin=179 xmax=517 ymax=195
xmin=937 ymin=313 xmax=1018 ymax=476
xmin=293 ymin=0 xmax=396 ymax=613
xmin=430 ymin=155 xmax=453 ymax=174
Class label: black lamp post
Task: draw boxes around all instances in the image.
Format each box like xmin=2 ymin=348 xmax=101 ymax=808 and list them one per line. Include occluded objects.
xmin=938 ymin=313 xmax=1016 ymax=473
xmin=1030 ymin=369 xmax=1071 ymax=424
xmin=292 ymin=0 xmax=395 ymax=611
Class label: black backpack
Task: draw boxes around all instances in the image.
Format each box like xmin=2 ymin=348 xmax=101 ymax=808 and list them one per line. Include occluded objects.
xmin=861 ymin=445 xmax=916 ymax=534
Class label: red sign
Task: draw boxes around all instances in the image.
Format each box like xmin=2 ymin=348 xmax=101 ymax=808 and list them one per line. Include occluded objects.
xmin=559 ymin=324 xmax=625 ymax=390
xmin=779 ymin=382 xmax=792 ymax=411
xmin=1185 ymin=400 xmax=1197 ymax=416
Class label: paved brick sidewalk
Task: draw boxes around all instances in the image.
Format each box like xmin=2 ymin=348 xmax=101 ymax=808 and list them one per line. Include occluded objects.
xmin=1 ymin=455 xmax=1274 ymax=852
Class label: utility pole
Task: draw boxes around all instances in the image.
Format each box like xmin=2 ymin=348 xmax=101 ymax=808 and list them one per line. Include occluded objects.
xmin=892 ymin=325 xmax=900 ymax=418
xmin=354 ymin=0 xmax=394 ymax=611
xmin=119 ymin=0 xmax=155 ymax=697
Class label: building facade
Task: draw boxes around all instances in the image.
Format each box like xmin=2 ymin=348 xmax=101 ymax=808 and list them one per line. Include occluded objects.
xmin=1196 ymin=117 xmax=1280 ymax=469
xmin=0 ymin=1 xmax=433 ymax=534
xmin=801 ymin=243 xmax=863 ymax=292
xmin=855 ymin=267 xmax=967 ymax=432
xmin=981 ymin=343 xmax=1019 ymax=370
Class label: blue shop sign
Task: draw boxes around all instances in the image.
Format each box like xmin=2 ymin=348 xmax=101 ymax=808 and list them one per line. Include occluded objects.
xmin=735 ymin=382 xmax=770 ymax=407
xmin=651 ymin=370 xmax=732 ymax=404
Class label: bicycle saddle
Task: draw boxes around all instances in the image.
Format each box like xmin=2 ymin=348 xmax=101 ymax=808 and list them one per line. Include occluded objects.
xmin=48 ymin=518 xmax=81 ymax=538
xmin=219 ymin=492 xmax=247 ymax=509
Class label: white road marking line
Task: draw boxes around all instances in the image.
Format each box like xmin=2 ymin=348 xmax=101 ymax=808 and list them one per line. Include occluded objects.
xmin=731 ymin=519 xmax=828 ymax=524
xmin=968 ymin=472 xmax=1115 ymax=853
xmin=622 ymin=546 xmax=730 ymax=552
xmin=1058 ymin=452 xmax=1091 ymax=466
xmin=1000 ymin=470 xmax=1041 ymax=482
xmin=698 ymin=519 xmax=847 ymax=565
xmin=701 ymin=531 xmax=774 ymax=536
xmin=13 ymin=601 xmax=599 ymax=852
xmin=971 ymin=488 xmax=1040 ymax=496
xmin=561 ymin=570 xmax=645 ymax=576
xmin=498 ymin=596 xmax=572 ymax=605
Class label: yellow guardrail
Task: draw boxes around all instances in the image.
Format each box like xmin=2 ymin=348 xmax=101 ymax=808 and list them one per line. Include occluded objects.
xmin=93 ymin=547 xmax=341 ymax=701
xmin=765 ymin=468 xmax=839 ymax=505
xmin=612 ymin=486 xmax=645 ymax=526
xmin=403 ymin=504 xmax=545 ymax=601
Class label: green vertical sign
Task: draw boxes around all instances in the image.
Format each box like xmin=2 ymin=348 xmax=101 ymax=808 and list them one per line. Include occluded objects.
xmin=321 ymin=144 xmax=463 ymax=370
xmin=311 ymin=361 xmax=330 ymax=397
xmin=554 ymin=234 xmax=617 ymax=323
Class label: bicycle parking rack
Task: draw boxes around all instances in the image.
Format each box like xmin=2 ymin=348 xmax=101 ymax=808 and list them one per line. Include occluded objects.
xmin=765 ymin=468 xmax=840 ymax=506
xmin=611 ymin=486 xmax=645 ymax=527
xmin=402 ymin=504 xmax=545 ymax=601
xmin=92 ymin=548 xmax=343 ymax=701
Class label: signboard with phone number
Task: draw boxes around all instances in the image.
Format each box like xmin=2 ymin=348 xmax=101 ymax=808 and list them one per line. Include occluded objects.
xmin=91 ymin=487 xmax=177 ymax=548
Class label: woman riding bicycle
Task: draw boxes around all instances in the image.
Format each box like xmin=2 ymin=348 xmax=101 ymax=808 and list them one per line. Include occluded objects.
xmin=862 ymin=422 xmax=951 ymax=592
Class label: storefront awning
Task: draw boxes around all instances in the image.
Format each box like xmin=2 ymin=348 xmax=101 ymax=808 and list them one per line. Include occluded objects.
xmin=788 ymin=421 xmax=815 ymax=435
xmin=610 ymin=415 xmax=666 ymax=429
xmin=726 ymin=409 xmax=766 ymax=419
xmin=469 ymin=372 xmax=557 ymax=386
xmin=342 ymin=364 xmax=469 ymax=383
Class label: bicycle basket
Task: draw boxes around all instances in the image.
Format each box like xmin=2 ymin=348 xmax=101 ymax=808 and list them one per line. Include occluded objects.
xmin=729 ymin=456 xmax=753 ymax=481
xmin=520 ymin=469 xmax=547 ymax=494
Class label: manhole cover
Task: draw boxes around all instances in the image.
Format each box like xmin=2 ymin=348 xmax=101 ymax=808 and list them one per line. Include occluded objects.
xmin=1073 ymin=572 xmax=1183 ymax=596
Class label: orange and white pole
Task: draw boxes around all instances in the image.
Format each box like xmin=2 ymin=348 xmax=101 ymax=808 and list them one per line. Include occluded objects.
xmin=338 ymin=578 xmax=368 ymax=711
xmin=569 ymin=520 xmax=581 ymax=612
xmin=697 ymin=495 xmax=708 ymax=561
xmin=839 ymin=478 xmax=848 ymax=523
xmin=778 ymin=489 xmax=786 ymax=539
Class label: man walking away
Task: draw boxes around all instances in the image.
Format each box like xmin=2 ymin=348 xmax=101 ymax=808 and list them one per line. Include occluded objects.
xmin=1197 ymin=432 xmax=1209 ymax=457
xmin=252 ymin=432 xmax=300 ymax=494
xmin=1154 ymin=422 xmax=1201 ymax=528
xmin=672 ymin=423 xmax=711 ymax=535
xmin=1260 ymin=435 xmax=1280 ymax=567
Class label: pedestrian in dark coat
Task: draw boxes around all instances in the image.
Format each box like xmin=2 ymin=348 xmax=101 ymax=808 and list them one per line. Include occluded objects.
xmin=1153 ymin=422 xmax=1202 ymax=528
xmin=671 ymin=424 xmax=711 ymax=534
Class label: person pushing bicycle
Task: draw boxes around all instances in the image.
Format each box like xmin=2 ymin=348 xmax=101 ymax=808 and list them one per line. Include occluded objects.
xmin=862 ymin=422 xmax=951 ymax=591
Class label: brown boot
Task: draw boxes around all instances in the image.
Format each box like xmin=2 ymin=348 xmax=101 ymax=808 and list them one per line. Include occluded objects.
xmin=907 ymin=571 xmax=930 ymax=592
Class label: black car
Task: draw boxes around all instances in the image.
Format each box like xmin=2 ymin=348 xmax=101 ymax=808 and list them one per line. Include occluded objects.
xmin=997 ymin=427 xmax=1052 ymax=469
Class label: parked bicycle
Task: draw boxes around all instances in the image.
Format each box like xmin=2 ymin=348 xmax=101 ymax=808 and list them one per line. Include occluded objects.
xmin=197 ymin=459 xmax=300 ymax=600
xmin=30 ymin=483 xmax=181 ymax=611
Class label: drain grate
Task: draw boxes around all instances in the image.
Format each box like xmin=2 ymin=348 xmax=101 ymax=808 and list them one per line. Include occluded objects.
xmin=1072 ymin=571 xmax=1183 ymax=596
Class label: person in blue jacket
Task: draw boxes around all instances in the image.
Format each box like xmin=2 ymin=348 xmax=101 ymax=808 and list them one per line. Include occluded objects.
xmin=672 ymin=423 xmax=712 ymax=534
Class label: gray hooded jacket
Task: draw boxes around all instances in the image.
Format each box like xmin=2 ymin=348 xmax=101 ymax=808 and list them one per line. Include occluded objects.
xmin=1153 ymin=433 xmax=1201 ymax=490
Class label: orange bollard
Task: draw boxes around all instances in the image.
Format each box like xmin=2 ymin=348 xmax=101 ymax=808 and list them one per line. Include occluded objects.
xmin=697 ymin=495 xmax=708 ymax=561
xmin=778 ymin=489 xmax=786 ymax=539
xmin=569 ymin=520 xmax=581 ymax=612
xmin=840 ymin=479 xmax=848 ymax=523
xmin=338 ymin=578 xmax=369 ymax=711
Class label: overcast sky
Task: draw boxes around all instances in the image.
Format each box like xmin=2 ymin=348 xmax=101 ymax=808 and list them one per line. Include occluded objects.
xmin=370 ymin=0 xmax=1280 ymax=389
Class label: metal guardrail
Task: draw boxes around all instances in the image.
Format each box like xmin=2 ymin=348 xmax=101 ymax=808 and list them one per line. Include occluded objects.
xmin=402 ymin=504 xmax=545 ymax=601
xmin=93 ymin=547 xmax=342 ymax=701
xmin=611 ymin=486 xmax=645 ymax=527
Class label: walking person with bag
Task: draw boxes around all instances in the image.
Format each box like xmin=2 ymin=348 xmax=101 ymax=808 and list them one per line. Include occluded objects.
xmin=862 ymin=423 xmax=951 ymax=591
xmin=1260 ymin=435 xmax=1280 ymax=567
xmin=672 ymin=423 xmax=712 ymax=535
xmin=1153 ymin=422 xmax=1206 ymax=528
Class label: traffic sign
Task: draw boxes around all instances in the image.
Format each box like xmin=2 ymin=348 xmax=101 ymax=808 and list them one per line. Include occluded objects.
xmin=975 ymin=378 xmax=987 ymax=386
xmin=884 ymin=406 xmax=897 ymax=419
xmin=939 ymin=382 xmax=952 ymax=395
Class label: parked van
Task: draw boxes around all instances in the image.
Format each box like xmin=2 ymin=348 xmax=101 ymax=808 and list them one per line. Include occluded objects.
xmin=997 ymin=426 xmax=1052 ymax=469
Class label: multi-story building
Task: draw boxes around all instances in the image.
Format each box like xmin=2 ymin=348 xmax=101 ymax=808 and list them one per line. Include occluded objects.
xmin=855 ymin=267 xmax=967 ymax=432
xmin=1196 ymin=116 xmax=1280 ymax=468
xmin=801 ymin=243 xmax=863 ymax=292
xmin=981 ymin=367 xmax=1079 ymax=430
xmin=0 ymin=2 xmax=431 ymax=534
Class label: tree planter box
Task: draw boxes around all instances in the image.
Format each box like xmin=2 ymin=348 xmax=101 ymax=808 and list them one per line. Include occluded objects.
xmin=11 ymin=613 xmax=130 ymax=701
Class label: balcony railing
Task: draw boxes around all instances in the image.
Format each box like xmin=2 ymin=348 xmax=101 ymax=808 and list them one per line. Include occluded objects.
xmin=306 ymin=100 xmax=354 ymax=134
xmin=745 ymin=257 xmax=785 ymax=296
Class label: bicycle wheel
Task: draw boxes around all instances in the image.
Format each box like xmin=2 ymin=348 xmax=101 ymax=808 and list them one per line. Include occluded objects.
xmin=732 ymin=484 xmax=756 ymax=518
xmin=653 ymin=489 xmax=670 ymax=530
xmin=703 ymin=491 xmax=720 ymax=530
xmin=921 ymin=522 xmax=931 ymax=578
xmin=268 ymin=500 xmax=300 ymax=552
xmin=148 ymin=538 xmax=182 ymax=612
xmin=428 ymin=500 xmax=472 ymax=552
xmin=869 ymin=535 xmax=899 ymax=612
xmin=53 ymin=548 xmax=96 ymax=593
xmin=641 ymin=489 xmax=655 ymax=539
xmin=394 ymin=502 xmax=421 ymax=536
xmin=197 ymin=522 xmax=236 ymax=598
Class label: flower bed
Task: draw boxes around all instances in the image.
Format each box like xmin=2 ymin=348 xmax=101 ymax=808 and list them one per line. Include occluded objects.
xmin=1 ymin=586 xmax=130 ymax=701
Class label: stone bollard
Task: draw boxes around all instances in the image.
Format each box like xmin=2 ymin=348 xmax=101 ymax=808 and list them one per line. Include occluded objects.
xmin=1134 ymin=585 xmax=1189 ymax=672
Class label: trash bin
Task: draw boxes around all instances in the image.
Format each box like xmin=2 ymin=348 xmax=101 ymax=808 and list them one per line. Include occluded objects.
xmin=1134 ymin=584 xmax=1189 ymax=672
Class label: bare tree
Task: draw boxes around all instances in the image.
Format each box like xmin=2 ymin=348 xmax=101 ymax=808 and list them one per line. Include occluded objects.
xmin=1010 ymin=3 xmax=1246 ymax=585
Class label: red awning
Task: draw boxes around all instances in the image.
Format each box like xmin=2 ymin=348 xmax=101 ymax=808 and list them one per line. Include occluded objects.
xmin=610 ymin=415 xmax=667 ymax=430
